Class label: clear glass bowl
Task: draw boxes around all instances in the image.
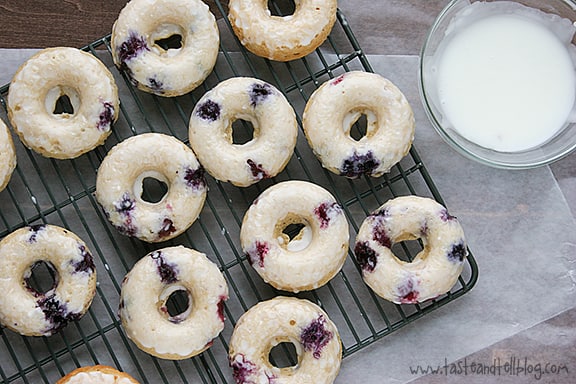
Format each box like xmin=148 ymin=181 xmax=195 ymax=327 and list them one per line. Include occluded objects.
xmin=419 ymin=0 xmax=576 ymax=169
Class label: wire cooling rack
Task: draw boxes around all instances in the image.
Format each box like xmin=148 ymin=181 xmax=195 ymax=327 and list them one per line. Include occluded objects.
xmin=0 ymin=2 xmax=478 ymax=383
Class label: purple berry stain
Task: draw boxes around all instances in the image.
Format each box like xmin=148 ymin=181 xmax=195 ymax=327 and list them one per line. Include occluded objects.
xmin=115 ymin=219 xmax=137 ymax=237
xmin=37 ymin=294 xmax=82 ymax=335
xmin=147 ymin=76 xmax=164 ymax=93
xmin=217 ymin=295 xmax=227 ymax=323
xmin=118 ymin=32 xmax=149 ymax=64
xmin=247 ymin=159 xmax=269 ymax=181
xmin=184 ymin=166 xmax=206 ymax=191
xmin=313 ymin=201 xmax=342 ymax=230
xmin=246 ymin=241 xmax=269 ymax=268
xmin=331 ymin=74 xmax=345 ymax=86
xmin=28 ymin=224 xmax=46 ymax=243
xmin=158 ymin=218 xmax=177 ymax=239
xmin=150 ymin=250 xmax=178 ymax=284
xmin=340 ymin=150 xmax=380 ymax=178
xmin=397 ymin=278 xmax=419 ymax=304
xmin=372 ymin=221 xmax=391 ymax=248
xmin=300 ymin=315 xmax=333 ymax=359
xmin=114 ymin=193 xmax=136 ymax=215
xmin=196 ymin=99 xmax=221 ymax=122
xmin=230 ymin=354 xmax=256 ymax=384
xmin=440 ymin=208 xmax=457 ymax=222
xmin=249 ymin=82 xmax=273 ymax=107
xmin=97 ymin=101 xmax=115 ymax=131
xmin=354 ymin=241 xmax=377 ymax=272
xmin=72 ymin=244 xmax=95 ymax=274
xmin=447 ymin=241 xmax=467 ymax=263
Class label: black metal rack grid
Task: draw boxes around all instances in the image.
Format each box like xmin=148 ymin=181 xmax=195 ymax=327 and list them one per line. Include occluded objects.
xmin=0 ymin=2 xmax=478 ymax=383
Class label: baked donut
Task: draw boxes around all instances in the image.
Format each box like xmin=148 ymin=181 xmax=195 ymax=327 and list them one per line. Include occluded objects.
xmin=228 ymin=0 xmax=337 ymax=61
xmin=354 ymin=196 xmax=468 ymax=304
xmin=303 ymin=71 xmax=415 ymax=178
xmin=7 ymin=47 xmax=119 ymax=159
xmin=111 ymin=0 xmax=219 ymax=96
xmin=240 ymin=180 xmax=349 ymax=292
xmin=229 ymin=296 xmax=342 ymax=384
xmin=119 ymin=246 xmax=228 ymax=360
xmin=0 ymin=118 xmax=17 ymax=192
xmin=189 ymin=77 xmax=298 ymax=187
xmin=0 ymin=224 xmax=97 ymax=336
xmin=96 ymin=133 xmax=207 ymax=243
xmin=57 ymin=365 xmax=139 ymax=384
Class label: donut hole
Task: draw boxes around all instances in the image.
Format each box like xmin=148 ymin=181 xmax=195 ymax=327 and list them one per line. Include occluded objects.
xmin=134 ymin=171 xmax=169 ymax=204
xmin=344 ymin=109 xmax=378 ymax=142
xmin=276 ymin=217 xmax=313 ymax=252
xmin=231 ymin=119 xmax=255 ymax=145
xmin=159 ymin=285 xmax=192 ymax=323
xmin=45 ymin=86 xmax=81 ymax=117
xmin=24 ymin=260 xmax=58 ymax=295
xmin=267 ymin=0 xmax=296 ymax=17
xmin=268 ymin=340 xmax=299 ymax=369
xmin=391 ymin=236 xmax=426 ymax=263
xmin=151 ymin=24 xmax=184 ymax=54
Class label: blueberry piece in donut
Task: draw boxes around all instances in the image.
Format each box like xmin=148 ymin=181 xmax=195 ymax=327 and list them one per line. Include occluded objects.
xmin=73 ymin=244 xmax=95 ymax=274
xmin=301 ymin=315 xmax=333 ymax=359
xmin=247 ymin=159 xmax=269 ymax=181
xmin=230 ymin=354 xmax=257 ymax=384
xmin=158 ymin=218 xmax=177 ymax=239
xmin=372 ymin=221 xmax=392 ymax=248
xmin=38 ymin=295 xmax=82 ymax=334
xmin=249 ymin=82 xmax=273 ymax=107
xmin=354 ymin=241 xmax=378 ymax=273
xmin=340 ymin=151 xmax=380 ymax=178
xmin=195 ymin=99 xmax=221 ymax=122
xmin=114 ymin=193 xmax=136 ymax=215
xmin=97 ymin=101 xmax=115 ymax=131
xmin=447 ymin=241 xmax=467 ymax=263
xmin=217 ymin=296 xmax=227 ymax=323
xmin=184 ymin=166 xmax=206 ymax=191
xmin=314 ymin=201 xmax=342 ymax=230
xmin=147 ymin=76 xmax=164 ymax=94
xmin=440 ymin=208 xmax=457 ymax=222
xmin=28 ymin=224 xmax=46 ymax=243
xmin=245 ymin=240 xmax=269 ymax=268
xmin=150 ymin=250 xmax=179 ymax=284
xmin=396 ymin=277 xmax=420 ymax=304
xmin=117 ymin=32 xmax=149 ymax=65
xmin=114 ymin=219 xmax=138 ymax=238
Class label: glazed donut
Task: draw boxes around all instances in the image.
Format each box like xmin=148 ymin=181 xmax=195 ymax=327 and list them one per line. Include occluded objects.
xmin=57 ymin=365 xmax=139 ymax=384
xmin=0 ymin=118 xmax=17 ymax=192
xmin=229 ymin=296 xmax=342 ymax=384
xmin=0 ymin=224 xmax=97 ymax=336
xmin=96 ymin=133 xmax=207 ymax=243
xmin=119 ymin=246 xmax=229 ymax=360
xmin=111 ymin=0 xmax=219 ymax=96
xmin=240 ymin=180 xmax=349 ymax=292
xmin=303 ymin=71 xmax=415 ymax=178
xmin=189 ymin=77 xmax=298 ymax=187
xmin=228 ymin=0 xmax=337 ymax=61
xmin=7 ymin=47 xmax=119 ymax=159
xmin=354 ymin=196 xmax=468 ymax=304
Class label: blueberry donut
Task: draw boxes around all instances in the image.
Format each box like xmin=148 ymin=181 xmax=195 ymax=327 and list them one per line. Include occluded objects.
xmin=57 ymin=365 xmax=139 ymax=384
xmin=229 ymin=296 xmax=342 ymax=384
xmin=240 ymin=180 xmax=349 ymax=292
xmin=354 ymin=196 xmax=468 ymax=304
xmin=189 ymin=77 xmax=298 ymax=187
xmin=119 ymin=246 xmax=228 ymax=360
xmin=228 ymin=0 xmax=337 ymax=61
xmin=303 ymin=71 xmax=415 ymax=178
xmin=0 ymin=224 xmax=97 ymax=336
xmin=96 ymin=133 xmax=207 ymax=243
xmin=111 ymin=0 xmax=219 ymax=96
xmin=7 ymin=47 xmax=119 ymax=159
xmin=0 ymin=118 xmax=17 ymax=192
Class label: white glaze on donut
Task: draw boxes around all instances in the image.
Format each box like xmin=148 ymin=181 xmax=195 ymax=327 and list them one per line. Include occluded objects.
xmin=303 ymin=71 xmax=415 ymax=178
xmin=228 ymin=0 xmax=337 ymax=61
xmin=119 ymin=246 xmax=228 ymax=360
xmin=229 ymin=296 xmax=342 ymax=384
xmin=0 ymin=225 xmax=97 ymax=336
xmin=189 ymin=77 xmax=298 ymax=187
xmin=96 ymin=133 xmax=207 ymax=243
xmin=57 ymin=365 xmax=139 ymax=384
xmin=111 ymin=0 xmax=219 ymax=96
xmin=7 ymin=47 xmax=119 ymax=159
xmin=240 ymin=180 xmax=349 ymax=292
xmin=354 ymin=196 xmax=468 ymax=304
xmin=0 ymin=118 xmax=17 ymax=192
